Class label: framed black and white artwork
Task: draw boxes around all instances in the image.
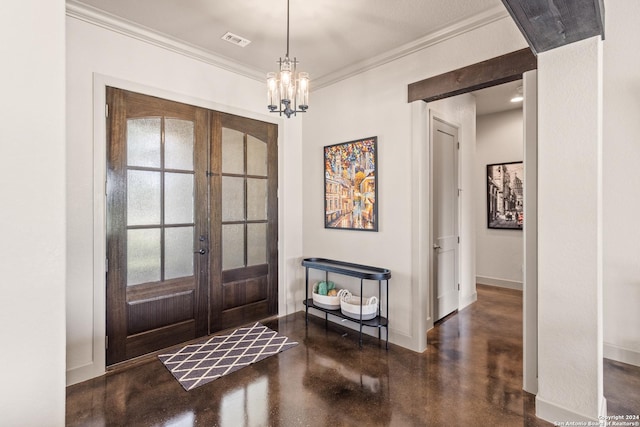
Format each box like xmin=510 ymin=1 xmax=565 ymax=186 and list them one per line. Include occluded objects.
xmin=486 ymin=161 xmax=523 ymax=230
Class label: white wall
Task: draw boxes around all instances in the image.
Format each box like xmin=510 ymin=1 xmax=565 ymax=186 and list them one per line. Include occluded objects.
xmin=66 ymin=15 xmax=304 ymax=384
xmin=602 ymin=0 xmax=640 ymax=367
xmin=302 ymin=16 xmax=526 ymax=351
xmin=0 ymin=0 xmax=67 ymax=425
xmin=475 ymin=109 xmax=524 ymax=289
xmin=536 ymin=36 xmax=604 ymax=422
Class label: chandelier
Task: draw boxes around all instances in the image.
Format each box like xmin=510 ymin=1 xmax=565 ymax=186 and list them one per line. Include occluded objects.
xmin=267 ymin=0 xmax=309 ymax=118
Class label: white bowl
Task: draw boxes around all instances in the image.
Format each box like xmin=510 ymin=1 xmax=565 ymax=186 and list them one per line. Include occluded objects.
xmin=312 ymin=291 xmax=341 ymax=310
xmin=339 ymin=290 xmax=378 ymax=320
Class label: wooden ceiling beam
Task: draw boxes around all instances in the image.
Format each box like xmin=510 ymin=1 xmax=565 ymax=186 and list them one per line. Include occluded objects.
xmin=407 ymin=48 xmax=537 ymax=103
xmin=407 ymin=1 xmax=604 ymax=103
xmin=502 ymin=0 xmax=605 ymax=54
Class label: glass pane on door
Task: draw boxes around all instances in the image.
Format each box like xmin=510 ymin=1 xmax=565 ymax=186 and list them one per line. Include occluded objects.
xmin=127 ymin=170 xmax=161 ymax=226
xmin=165 ymin=226 xmax=194 ymax=280
xmin=165 ymin=172 xmax=194 ymax=224
xmin=222 ymin=224 xmax=245 ymax=270
xmin=165 ymin=119 xmax=194 ymax=171
xmin=222 ymin=128 xmax=244 ymax=174
xmin=247 ymin=223 xmax=267 ymax=266
xmin=247 ymin=178 xmax=267 ymax=221
xmin=247 ymin=135 xmax=267 ymax=176
xmin=127 ymin=228 xmax=161 ymax=285
xmin=127 ymin=118 xmax=161 ymax=168
xmin=222 ymin=176 xmax=245 ymax=221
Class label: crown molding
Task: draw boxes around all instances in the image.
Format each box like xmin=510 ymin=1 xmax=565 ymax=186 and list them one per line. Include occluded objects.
xmin=312 ymin=6 xmax=511 ymax=90
xmin=66 ymin=1 xmax=509 ymax=91
xmin=65 ymin=0 xmax=266 ymax=83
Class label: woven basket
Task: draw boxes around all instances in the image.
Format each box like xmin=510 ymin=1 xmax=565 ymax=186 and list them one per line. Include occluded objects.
xmin=338 ymin=289 xmax=378 ymax=320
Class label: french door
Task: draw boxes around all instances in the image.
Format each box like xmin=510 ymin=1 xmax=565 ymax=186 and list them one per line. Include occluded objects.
xmin=209 ymin=112 xmax=279 ymax=331
xmin=106 ymin=88 xmax=278 ymax=365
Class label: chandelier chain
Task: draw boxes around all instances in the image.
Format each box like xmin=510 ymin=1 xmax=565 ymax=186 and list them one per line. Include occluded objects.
xmin=286 ymin=0 xmax=290 ymax=58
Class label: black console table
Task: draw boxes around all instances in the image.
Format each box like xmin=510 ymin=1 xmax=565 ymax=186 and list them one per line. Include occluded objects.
xmin=302 ymin=257 xmax=391 ymax=349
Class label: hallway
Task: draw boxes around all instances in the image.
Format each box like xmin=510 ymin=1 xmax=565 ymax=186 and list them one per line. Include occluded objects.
xmin=66 ymin=285 xmax=638 ymax=426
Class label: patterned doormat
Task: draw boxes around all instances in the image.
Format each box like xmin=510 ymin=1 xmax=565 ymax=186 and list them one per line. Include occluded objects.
xmin=158 ymin=322 xmax=298 ymax=391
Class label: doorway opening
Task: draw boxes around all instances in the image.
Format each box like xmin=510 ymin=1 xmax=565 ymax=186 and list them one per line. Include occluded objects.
xmin=409 ymin=48 xmax=538 ymax=393
xmin=473 ymin=80 xmax=525 ymax=294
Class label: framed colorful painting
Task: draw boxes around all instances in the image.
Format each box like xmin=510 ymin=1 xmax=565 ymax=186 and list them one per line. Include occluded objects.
xmin=324 ymin=137 xmax=378 ymax=231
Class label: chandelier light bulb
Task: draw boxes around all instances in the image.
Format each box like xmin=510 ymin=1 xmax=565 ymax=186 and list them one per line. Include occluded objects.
xmin=267 ymin=72 xmax=278 ymax=110
xmin=298 ymin=72 xmax=309 ymax=109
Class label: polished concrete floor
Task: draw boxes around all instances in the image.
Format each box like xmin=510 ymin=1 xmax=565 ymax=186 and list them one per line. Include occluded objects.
xmin=67 ymin=285 xmax=639 ymax=426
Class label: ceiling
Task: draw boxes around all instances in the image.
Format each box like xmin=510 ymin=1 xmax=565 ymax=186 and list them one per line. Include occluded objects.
xmin=68 ymin=0 xmax=511 ymax=89
xmin=67 ymin=0 xmax=525 ymax=113
xmin=472 ymin=79 xmax=523 ymax=116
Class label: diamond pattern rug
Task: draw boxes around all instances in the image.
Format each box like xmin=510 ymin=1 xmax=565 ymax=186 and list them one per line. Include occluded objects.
xmin=158 ymin=322 xmax=298 ymax=391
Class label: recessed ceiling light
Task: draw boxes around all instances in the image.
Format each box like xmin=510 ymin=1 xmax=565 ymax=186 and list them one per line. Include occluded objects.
xmin=221 ymin=32 xmax=251 ymax=47
xmin=510 ymin=85 xmax=523 ymax=103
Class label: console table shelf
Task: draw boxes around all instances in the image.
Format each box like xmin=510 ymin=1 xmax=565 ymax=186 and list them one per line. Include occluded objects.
xmin=302 ymin=257 xmax=391 ymax=348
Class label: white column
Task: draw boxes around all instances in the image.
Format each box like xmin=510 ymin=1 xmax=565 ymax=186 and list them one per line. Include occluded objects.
xmin=536 ymin=36 xmax=605 ymax=422
xmin=0 ymin=0 xmax=67 ymax=425
xmin=523 ymin=69 xmax=538 ymax=395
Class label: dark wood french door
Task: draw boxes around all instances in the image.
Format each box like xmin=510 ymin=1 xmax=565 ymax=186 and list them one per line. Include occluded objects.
xmin=209 ymin=112 xmax=279 ymax=331
xmin=106 ymin=88 xmax=278 ymax=365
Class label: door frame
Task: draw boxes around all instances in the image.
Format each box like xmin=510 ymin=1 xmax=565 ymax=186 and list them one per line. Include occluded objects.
xmin=429 ymin=114 xmax=460 ymax=322
xmin=408 ymin=49 xmax=538 ymax=393
xmin=76 ymin=73 xmax=285 ymax=382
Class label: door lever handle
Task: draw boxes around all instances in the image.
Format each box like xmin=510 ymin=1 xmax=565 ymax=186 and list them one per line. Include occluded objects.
xmin=433 ymin=244 xmax=441 ymax=250
xmin=194 ymin=249 xmax=207 ymax=255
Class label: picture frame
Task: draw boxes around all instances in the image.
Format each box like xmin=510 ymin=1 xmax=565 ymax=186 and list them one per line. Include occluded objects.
xmin=324 ymin=136 xmax=378 ymax=231
xmin=486 ymin=161 xmax=524 ymax=230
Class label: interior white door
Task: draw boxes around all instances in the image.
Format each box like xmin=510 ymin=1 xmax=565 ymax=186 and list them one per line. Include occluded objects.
xmin=432 ymin=118 xmax=459 ymax=321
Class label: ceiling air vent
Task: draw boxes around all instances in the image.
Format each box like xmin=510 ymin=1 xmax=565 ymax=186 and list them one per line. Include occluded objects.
xmin=221 ymin=32 xmax=251 ymax=47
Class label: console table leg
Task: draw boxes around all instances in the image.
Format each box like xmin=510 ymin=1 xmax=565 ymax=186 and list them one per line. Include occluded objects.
xmin=305 ymin=267 xmax=309 ymax=324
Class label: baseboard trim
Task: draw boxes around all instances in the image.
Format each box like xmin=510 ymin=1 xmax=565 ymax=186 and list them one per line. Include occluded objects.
xmin=604 ymin=343 xmax=640 ymax=367
xmin=476 ymin=275 xmax=523 ymax=290
xmin=459 ymin=291 xmax=478 ymax=310
xmin=536 ymin=395 xmax=604 ymax=425
xmin=67 ymin=362 xmax=105 ymax=386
